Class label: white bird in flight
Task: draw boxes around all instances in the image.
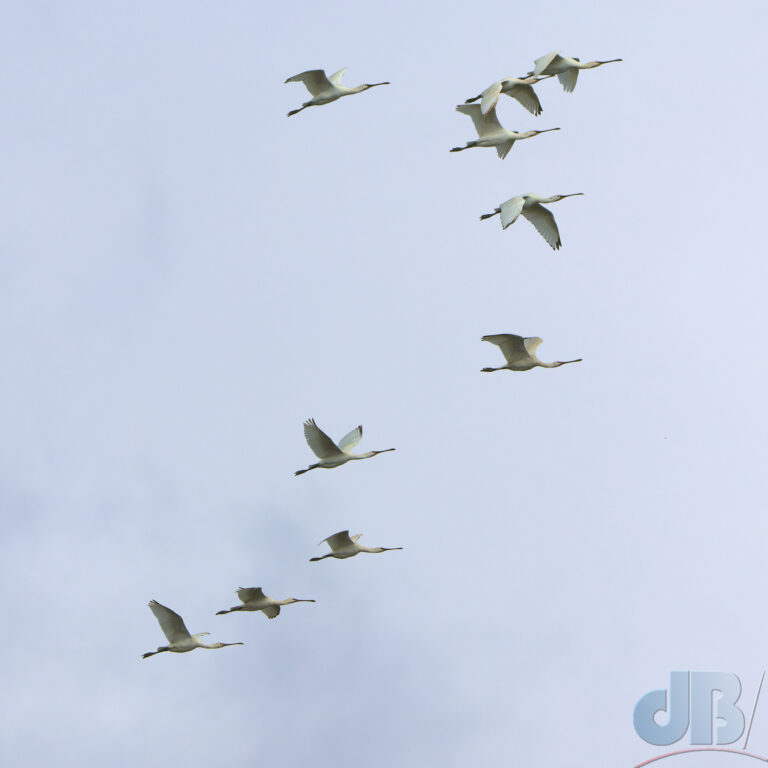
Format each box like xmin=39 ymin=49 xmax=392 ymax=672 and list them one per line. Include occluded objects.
xmin=450 ymin=104 xmax=559 ymax=159
xmin=479 ymin=193 xmax=583 ymax=250
xmin=310 ymin=530 xmax=403 ymax=562
xmin=295 ymin=419 xmax=395 ymax=476
xmin=481 ymin=334 xmax=582 ymax=372
xmin=142 ymin=600 xmax=244 ymax=659
xmin=285 ymin=68 xmax=389 ymax=116
xmin=464 ymin=75 xmax=553 ymax=116
xmin=216 ymin=588 xmax=315 ymax=619
xmin=528 ymin=52 xmax=622 ymax=93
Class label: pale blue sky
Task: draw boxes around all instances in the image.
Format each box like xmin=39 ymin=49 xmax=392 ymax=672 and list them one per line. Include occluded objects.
xmin=2 ymin=1 xmax=767 ymax=766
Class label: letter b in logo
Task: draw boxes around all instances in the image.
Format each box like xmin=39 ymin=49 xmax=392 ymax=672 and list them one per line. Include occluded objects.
xmin=634 ymin=671 xmax=745 ymax=746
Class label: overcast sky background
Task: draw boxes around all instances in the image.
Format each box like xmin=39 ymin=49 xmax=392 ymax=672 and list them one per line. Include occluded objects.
xmin=2 ymin=1 xmax=767 ymax=766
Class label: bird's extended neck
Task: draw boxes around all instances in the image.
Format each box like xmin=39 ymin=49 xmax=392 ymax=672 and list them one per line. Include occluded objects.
xmin=350 ymin=448 xmax=395 ymax=460
xmin=585 ymin=58 xmax=622 ymax=69
xmin=545 ymin=192 xmax=584 ymax=204
xmin=513 ymin=127 xmax=559 ymax=140
xmin=201 ymin=641 xmax=244 ymax=649
xmin=541 ymin=358 xmax=582 ymax=368
xmin=355 ymin=82 xmax=389 ymax=93
xmin=365 ymin=546 xmax=403 ymax=554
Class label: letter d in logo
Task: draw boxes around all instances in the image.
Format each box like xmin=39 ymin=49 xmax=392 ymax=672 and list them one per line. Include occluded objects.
xmin=634 ymin=671 xmax=746 ymax=747
xmin=634 ymin=671 xmax=690 ymax=746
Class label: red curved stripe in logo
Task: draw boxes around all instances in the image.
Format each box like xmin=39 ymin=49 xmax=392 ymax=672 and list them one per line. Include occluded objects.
xmin=635 ymin=748 xmax=768 ymax=767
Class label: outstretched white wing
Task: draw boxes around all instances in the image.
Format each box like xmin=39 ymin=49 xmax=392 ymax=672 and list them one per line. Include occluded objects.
xmin=455 ymin=103 xmax=503 ymax=138
xmin=482 ymin=334 xmax=530 ymax=365
xmin=523 ymin=337 xmax=544 ymax=356
xmin=319 ymin=530 xmax=355 ymax=551
xmin=522 ymin=203 xmax=561 ymax=249
xmin=499 ymin=196 xmax=525 ymax=229
xmin=522 ymin=337 xmax=544 ymax=358
xmin=533 ymin=52 xmax=564 ymax=75
xmin=496 ymin=140 xmax=515 ymax=160
xmin=149 ymin=600 xmax=192 ymax=644
xmin=557 ymin=68 xmax=579 ymax=93
xmin=338 ymin=425 xmax=363 ymax=453
xmin=506 ymin=82 xmax=543 ymax=115
xmin=480 ymin=81 xmax=504 ymax=115
xmin=284 ymin=70 xmax=333 ymax=96
xmin=328 ymin=67 xmax=347 ymax=85
xmin=261 ymin=605 xmax=280 ymax=619
xmin=303 ymin=419 xmax=343 ymax=459
xmin=237 ymin=587 xmax=265 ymax=604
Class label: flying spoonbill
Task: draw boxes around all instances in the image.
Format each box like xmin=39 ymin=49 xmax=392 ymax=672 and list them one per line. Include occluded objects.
xmin=142 ymin=600 xmax=243 ymax=659
xmin=285 ymin=68 xmax=389 ymax=116
xmin=295 ymin=419 xmax=395 ymax=476
xmin=216 ymin=588 xmax=315 ymax=619
xmin=450 ymin=104 xmax=559 ymax=159
xmin=464 ymin=75 xmax=553 ymax=116
xmin=480 ymin=193 xmax=583 ymax=250
xmin=528 ymin=52 xmax=622 ymax=92
xmin=481 ymin=334 xmax=582 ymax=372
xmin=310 ymin=530 xmax=403 ymax=562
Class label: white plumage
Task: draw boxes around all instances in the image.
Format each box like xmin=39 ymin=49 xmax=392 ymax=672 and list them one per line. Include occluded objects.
xmin=285 ymin=68 xmax=389 ymax=116
xmin=479 ymin=193 xmax=583 ymax=249
xmin=529 ymin=52 xmax=622 ymax=92
xmin=481 ymin=334 xmax=582 ymax=372
xmin=464 ymin=75 xmax=552 ymax=116
xmin=450 ymin=104 xmax=559 ymax=159
xmin=295 ymin=419 xmax=395 ymax=475
xmin=216 ymin=588 xmax=316 ymax=619
xmin=142 ymin=600 xmax=244 ymax=659
xmin=310 ymin=530 xmax=403 ymax=562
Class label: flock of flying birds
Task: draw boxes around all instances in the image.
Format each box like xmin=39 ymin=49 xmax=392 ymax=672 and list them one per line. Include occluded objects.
xmin=142 ymin=50 xmax=621 ymax=660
